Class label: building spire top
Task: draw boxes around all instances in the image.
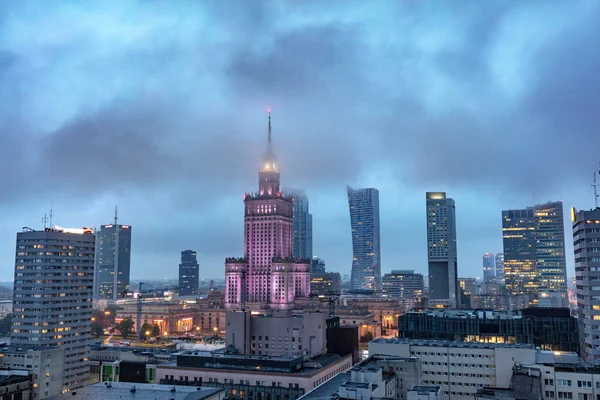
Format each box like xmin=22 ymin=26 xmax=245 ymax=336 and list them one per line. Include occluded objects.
xmin=114 ymin=205 xmax=118 ymax=226
xmin=268 ymin=109 xmax=272 ymax=145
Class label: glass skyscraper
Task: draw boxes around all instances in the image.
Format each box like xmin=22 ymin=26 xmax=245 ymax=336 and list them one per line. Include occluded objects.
xmin=179 ymin=250 xmax=199 ymax=296
xmin=495 ymin=253 xmax=505 ymax=285
xmin=426 ymin=192 xmax=458 ymax=308
xmin=502 ymin=201 xmax=567 ymax=308
xmin=347 ymin=186 xmax=381 ymax=292
xmin=482 ymin=253 xmax=495 ymax=282
xmin=94 ymin=221 xmax=132 ymax=301
xmin=291 ymin=189 xmax=313 ymax=260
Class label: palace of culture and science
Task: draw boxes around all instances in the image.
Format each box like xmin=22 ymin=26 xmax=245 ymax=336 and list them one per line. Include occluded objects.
xmin=224 ymin=112 xmax=311 ymax=310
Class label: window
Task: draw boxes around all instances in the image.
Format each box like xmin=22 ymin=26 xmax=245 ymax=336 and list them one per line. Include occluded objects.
xmin=558 ymin=380 xmax=572 ymax=387
xmin=578 ymin=381 xmax=592 ymax=388
xmin=545 ymin=379 xmax=555 ymax=386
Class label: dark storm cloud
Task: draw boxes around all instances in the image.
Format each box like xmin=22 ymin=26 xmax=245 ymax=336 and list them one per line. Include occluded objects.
xmin=0 ymin=1 xmax=599 ymax=280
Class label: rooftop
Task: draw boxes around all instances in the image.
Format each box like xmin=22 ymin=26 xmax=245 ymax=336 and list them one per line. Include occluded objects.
xmin=370 ymin=338 xmax=534 ymax=350
xmin=409 ymin=385 xmax=440 ymax=394
xmin=402 ymin=307 xmax=572 ymax=320
xmin=47 ymin=382 xmax=225 ymax=400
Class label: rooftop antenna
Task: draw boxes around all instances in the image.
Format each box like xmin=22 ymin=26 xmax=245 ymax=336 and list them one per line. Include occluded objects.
xmin=49 ymin=205 xmax=54 ymax=229
xmin=42 ymin=213 xmax=49 ymax=230
xmin=268 ymin=109 xmax=272 ymax=145
xmin=114 ymin=205 xmax=119 ymax=225
xmin=593 ymin=162 xmax=600 ymax=208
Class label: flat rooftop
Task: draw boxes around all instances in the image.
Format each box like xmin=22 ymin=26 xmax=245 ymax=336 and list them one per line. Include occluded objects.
xmin=370 ymin=338 xmax=534 ymax=349
xmin=409 ymin=385 xmax=440 ymax=394
xmin=48 ymin=382 xmax=225 ymax=400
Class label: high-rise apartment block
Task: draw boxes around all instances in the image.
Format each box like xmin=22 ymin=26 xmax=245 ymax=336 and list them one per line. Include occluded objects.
xmin=502 ymin=201 xmax=567 ymax=308
xmin=482 ymin=253 xmax=495 ymax=282
xmin=11 ymin=227 xmax=95 ymax=393
xmin=291 ymin=190 xmax=313 ymax=260
xmin=225 ymin=113 xmax=310 ymax=310
xmin=573 ymin=207 xmax=600 ymax=365
xmin=179 ymin=250 xmax=199 ymax=296
xmin=381 ymin=270 xmax=424 ymax=300
xmin=347 ymin=186 xmax=381 ymax=292
xmin=495 ymin=253 xmax=505 ymax=285
xmin=94 ymin=213 xmax=132 ymax=301
xmin=426 ymin=192 xmax=458 ymax=308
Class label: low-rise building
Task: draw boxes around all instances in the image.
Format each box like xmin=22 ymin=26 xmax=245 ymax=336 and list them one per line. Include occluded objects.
xmin=47 ymin=381 xmax=227 ymax=400
xmin=0 ymin=347 xmax=65 ymax=400
xmin=299 ymin=355 xmax=421 ymax=400
xmin=226 ymin=310 xmax=327 ymax=359
xmin=0 ymin=370 xmax=31 ymax=400
xmin=398 ymin=308 xmax=578 ymax=353
xmin=157 ymin=351 xmax=353 ymax=400
xmin=369 ymin=338 xmax=536 ymax=400
xmin=408 ymin=385 xmax=441 ymax=400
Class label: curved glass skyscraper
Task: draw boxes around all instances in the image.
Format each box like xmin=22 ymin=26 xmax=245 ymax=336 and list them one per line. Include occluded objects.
xmin=347 ymin=186 xmax=381 ymax=292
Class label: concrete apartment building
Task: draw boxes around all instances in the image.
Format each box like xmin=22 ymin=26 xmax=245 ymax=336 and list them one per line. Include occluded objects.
xmin=369 ymin=338 xmax=535 ymax=400
xmin=9 ymin=227 xmax=95 ymax=396
xmin=225 ymin=310 xmax=327 ymax=359
xmin=300 ymin=355 xmax=422 ymax=400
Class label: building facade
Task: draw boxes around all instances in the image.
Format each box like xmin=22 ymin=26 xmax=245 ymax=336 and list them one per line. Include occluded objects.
xmin=225 ymin=113 xmax=310 ymax=310
xmin=573 ymin=207 xmax=600 ymax=365
xmin=347 ymin=186 xmax=381 ymax=292
xmin=179 ymin=250 xmax=199 ymax=296
xmin=426 ymin=192 xmax=458 ymax=308
xmin=369 ymin=338 xmax=535 ymax=400
xmin=291 ymin=190 xmax=313 ymax=260
xmin=310 ymin=272 xmax=341 ymax=296
xmin=382 ymin=270 xmax=424 ymax=301
xmin=397 ymin=308 xmax=579 ymax=353
xmin=502 ymin=201 xmax=568 ymax=308
xmin=495 ymin=253 xmax=505 ymax=285
xmin=12 ymin=227 xmax=95 ymax=394
xmin=225 ymin=311 xmax=327 ymax=358
xmin=482 ymin=253 xmax=495 ymax=283
xmin=94 ymin=219 xmax=132 ymax=301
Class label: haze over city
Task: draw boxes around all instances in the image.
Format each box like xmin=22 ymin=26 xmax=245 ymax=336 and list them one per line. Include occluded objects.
xmin=1 ymin=1 xmax=600 ymax=281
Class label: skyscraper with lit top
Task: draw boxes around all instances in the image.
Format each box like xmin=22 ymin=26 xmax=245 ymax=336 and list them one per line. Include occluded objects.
xmin=225 ymin=112 xmax=310 ymax=310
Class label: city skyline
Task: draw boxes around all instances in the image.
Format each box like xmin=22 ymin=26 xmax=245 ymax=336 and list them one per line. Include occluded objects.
xmin=1 ymin=2 xmax=600 ymax=282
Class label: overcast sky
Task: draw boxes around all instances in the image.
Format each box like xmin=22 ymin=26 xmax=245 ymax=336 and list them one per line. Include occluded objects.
xmin=1 ymin=1 xmax=599 ymax=282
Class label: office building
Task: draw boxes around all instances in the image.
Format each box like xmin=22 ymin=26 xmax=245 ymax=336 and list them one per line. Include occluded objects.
xmin=495 ymin=253 xmax=505 ymax=285
xmin=369 ymin=338 xmax=535 ymax=400
xmin=11 ymin=226 xmax=95 ymax=394
xmin=347 ymin=186 xmax=381 ymax=292
xmin=382 ymin=270 xmax=424 ymax=300
xmin=157 ymin=351 xmax=353 ymax=400
xmin=226 ymin=310 xmax=327 ymax=358
xmin=49 ymin=382 xmax=226 ymax=400
xmin=299 ymin=355 xmax=422 ymax=400
xmin=310 ymin=272 xmax=341 ymax=296
xmin=310 ymin=257 xmax=326 ymax=274
xmin=573 ymin=207 xmax=600 ymax=365
xmin=225 ymin=113 xmax=310 ymax=310
xmin=397 ymin=308 xmax=579 ymax=353
xmin=94 ymin=213 xmax=132 ymax=301
xmin=291 ymin=189 xmax=313 ymax=260
xmin=502 ymin=201 xmax=568 ymax=308
xmin=482 ymin=253 xmax=495 ymax=282
xmin=179 ymin=250 xmax=199 ymax=296
xmin=426 ymin=192 xmax=458 ymax=308
xmin=458 ymin=278 xmax=477 ymax=308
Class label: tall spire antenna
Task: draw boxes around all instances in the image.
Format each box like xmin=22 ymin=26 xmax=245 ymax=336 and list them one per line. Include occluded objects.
xmin=593 ymin=162 xmax=600 ymax=208
xmin=268 ymin=109 xmax=272 ymax=145
xmin=114 ymin=205 xmax=119 ymax=226
xmin=49 ymin=204 xmax=54 ymax=229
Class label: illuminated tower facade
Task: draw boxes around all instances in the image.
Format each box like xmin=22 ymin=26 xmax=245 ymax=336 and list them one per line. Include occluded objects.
xmin=225 ymin=112 xmax=310 ymax=310
xmin=426 ymin=192 xmax=458 ymax=308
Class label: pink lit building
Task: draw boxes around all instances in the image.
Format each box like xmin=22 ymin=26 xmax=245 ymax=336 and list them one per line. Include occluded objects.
xmin=225 ymin=113 xmax=310 ymax=310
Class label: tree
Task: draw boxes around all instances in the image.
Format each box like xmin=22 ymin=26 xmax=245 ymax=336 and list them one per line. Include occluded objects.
xmin=116 ymin=318 xmax=134 ymax=338
xmin=360 ymin=331 xmax=374 ymax=343
xmin=92 ymin=320 xmax=104 ymax=337
xmin=151 ymin=324 xmax=160 ymax=337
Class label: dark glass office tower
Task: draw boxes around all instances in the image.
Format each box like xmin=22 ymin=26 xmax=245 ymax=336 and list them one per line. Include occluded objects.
xmin=483 ymin=253 xmax=495 ymax=282
xmin=291 ymin=190 xmax=313 ymax=260
xmin=179 ymin=250 xmax=199 ymax=296
xmin=95 ymin=219 xmax=132 ymax=301
xmin=347 ymin=186 xmax=381 ymax=292
xmin=502 ymin=201 xmax=567 ymax=308
xmin=426 ymin=192 xmax=458 ymax=308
